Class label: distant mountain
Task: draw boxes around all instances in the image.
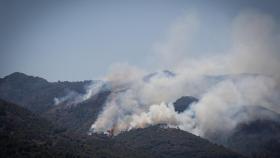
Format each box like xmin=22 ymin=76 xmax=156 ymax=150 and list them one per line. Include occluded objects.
xmin=225 ymin=119 xmax=280 ymax=158
xmin=207 ymin=106 xmax=280 ymax=158
xmin=0 ymin=99 xmax=152 ymax=158
xmin=173 ymin=96 xmax=198 ymax=113
xmin=0 ymin=72 xmax=92 ymax=114
xmin=0 ymin=72 xmax=112 ymax=135
xmin=0 ymin=72 xmax=114 ymax=134
xmin=114 ymin=125 xmax=245 ymax=158
xmin=143 ymin=70 xmax=176 ymax=82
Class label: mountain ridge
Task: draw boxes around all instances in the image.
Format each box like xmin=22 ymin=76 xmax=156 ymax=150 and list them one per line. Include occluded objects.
xmin=1 ymin=72 xmax=279 ymax=158
xmin=0 ymin=98 xmax=245 ymax=158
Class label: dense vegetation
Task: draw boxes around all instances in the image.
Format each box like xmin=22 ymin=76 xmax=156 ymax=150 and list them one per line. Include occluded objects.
xmin=0 ymin=99 xmax=152 ymax=158
xmin=0 ymin=72 xmax=106 ymax=133
xmin=0 ymin=72 xmax=91 ymax=114
xmin=0 ymin=99 xmax=245 ymax=158
xmin=115 ymin=125 xmax=245 ymax=158
xmin=43 ymin=91 xmax=110 ymax=133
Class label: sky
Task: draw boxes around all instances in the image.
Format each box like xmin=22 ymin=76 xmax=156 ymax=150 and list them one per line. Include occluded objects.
xmin=1 ymin=0 xmax=280 ymax=81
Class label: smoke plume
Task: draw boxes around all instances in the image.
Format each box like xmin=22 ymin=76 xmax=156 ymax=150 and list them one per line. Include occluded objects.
xmin=53 ymin=81 xmax=105 ymax=106
xmin=89 ymin=10 xmax=280 ymax=138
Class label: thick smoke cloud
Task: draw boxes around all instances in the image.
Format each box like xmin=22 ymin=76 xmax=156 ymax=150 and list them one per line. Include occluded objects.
xmin=89 ymin=10 xmax=280 ymax=137
xmin=193 ymin=75 xmax=280 ymax=137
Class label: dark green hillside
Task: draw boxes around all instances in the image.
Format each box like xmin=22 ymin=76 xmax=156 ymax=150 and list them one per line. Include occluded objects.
xmin=0 ymin=99 xmax=152 ymax=158
xmin=0 ymin=72 xmax=91 ymax=114
xmin=114 ymin=125 xmax=245 ymax=158
xmin=0 ymin=72 xmax=111 ymax=134
xmin=43 ymin=90 xmax=110 ymax=133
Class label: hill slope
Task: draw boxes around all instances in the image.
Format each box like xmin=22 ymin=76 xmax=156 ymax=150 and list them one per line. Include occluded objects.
xmin=114 ymin=125 xmax=245 ymax=158
xmin=43 ymin=90 xmax=110 ymax=133
xmin=206 ymin=106 xmax=280 ymax=158
xmin=223 ymin=119 xmax=280 ymax=158
xmin=0 ymin=99 xmax=152 ymax=158
xmin=0 ymin=72 xmax=91 ymax=114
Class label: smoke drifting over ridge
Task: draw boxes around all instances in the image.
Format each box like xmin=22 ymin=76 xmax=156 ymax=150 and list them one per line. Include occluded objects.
xmin=53 ymin=81 xmax=106 ymax=106
xmin=88 ymin=10 xmax=280 ymax=137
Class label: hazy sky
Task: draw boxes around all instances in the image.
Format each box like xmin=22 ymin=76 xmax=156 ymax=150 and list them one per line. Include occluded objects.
xmin=1 ymin=0 xmax=280 ymax=81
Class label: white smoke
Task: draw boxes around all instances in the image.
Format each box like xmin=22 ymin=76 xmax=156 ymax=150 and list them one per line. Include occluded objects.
xmin=89 ymin=10 xmax=280 ymax=137
xmin=193 ymin=75 xmax=280 ymax=137
xmin=53 ymin=81 xmax=105 ymax=106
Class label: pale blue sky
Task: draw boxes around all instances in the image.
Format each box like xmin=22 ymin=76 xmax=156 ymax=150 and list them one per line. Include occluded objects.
xmin=1 ymin=0 xmax=280 ymax=81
